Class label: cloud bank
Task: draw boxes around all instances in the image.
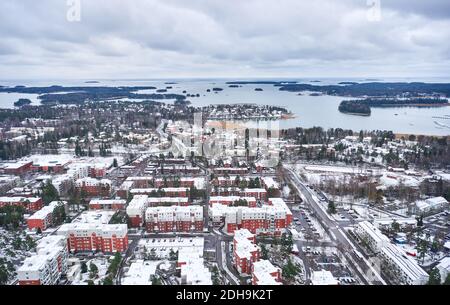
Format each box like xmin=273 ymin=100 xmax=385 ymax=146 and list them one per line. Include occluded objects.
xmin=0 ymin=0 xmax=449 ymax=79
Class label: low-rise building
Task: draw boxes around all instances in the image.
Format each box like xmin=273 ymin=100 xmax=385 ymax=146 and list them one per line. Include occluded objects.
xmin=1 ymin=161 xmax=33 ymax=175
xmin=379 ymin=243 xmax=429 ymax=285
xmin=373 ymin=217 xmax=417 ymax=231
xmin=251 ymin=260 xmax=282 ymax=285
xmin=89 ymin=199 xmax=127 ymax=211
xmin=354 ymin=221 xmax=391 ymax=253
xmin=130 ymin=187 xmax=189 ymax=197
xmin=122 ymin=260 xmax=158 ymax=285
xmin=27 ymin=201 xmax=65 ymax=231
xmin=209 ymin=196 xmax=257 ymax=207
xmin=415 ymin=196 xmax=448 ymax=215
xmin=75 ymin=177 xmax=112 ymax=197
xmin=0 ymin=196 xmax=43 ymax=211
xmin=436 ymin=257 xmax=450 ymax=284
xmin=178 ymin=247 xmax=212 ymax=285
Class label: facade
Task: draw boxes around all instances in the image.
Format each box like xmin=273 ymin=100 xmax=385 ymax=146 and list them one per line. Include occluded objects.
xmin=213 ymin=167 xmax=248 ymax=175
xmin=130 ymin=187 xmax=189 ymax=197
xmin=354 ymin=221 xmax=391 ymax=253
xmin=210 ymin=198 xmax=292 ymax=236
xmin=354 ymin=221 xmax=428 ymax=285
xmin=126 ymin=195 xmax=148 ymax=227
xmin=154 ymin=177 xmax=204 ymax=188
xmin=210 ymin=187 xmax=267 ymax=201
xmin=2 ymin=161 xmax=33 ymax=175
xmin=379 ymin=243 xmax=429 ymax=285
xmin=145 ymin=205 xmax=203 ymax=233
xmin=0 ymin=196 xmax=43 ymax=211
xmin=18 ymin=236 xmax=68 ymax=285
xmin=242 ymin=188 xmax=267 ymax=201
xmin=209 ymin=196 xmax=257 ymax=207
xmin=89 ymin=199 xmax=127 ymax=210
xmin=117 ymin=180 xmax=134 ymax=199
xmin=57 ymin=223 xmax=128 ymax=253
xmin=75 ymin=177 xmax=112 ymax=197
xmin=27 ymin=201 xmax=64 ymax=231
xmin=415 ymin=196 xmax=449 ymax=215
xmin=373 ymin=217 xmax=417 ymax=231
xmin=178 ymin=247 xmax=212 ymax=285
xmin=147 ymin=197 xmax=190 ymax=207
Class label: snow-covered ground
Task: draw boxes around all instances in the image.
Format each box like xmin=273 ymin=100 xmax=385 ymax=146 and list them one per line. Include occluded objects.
xmin=70 ymin=257 xmax=111 ymax=285
xmin=378 ymin=172 xmax=423 ymax=189
xmin=0 ymin=228 xmax=35 ymax=284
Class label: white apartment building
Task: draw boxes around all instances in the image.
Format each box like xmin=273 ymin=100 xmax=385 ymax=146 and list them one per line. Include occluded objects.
xmin=354 ymin=221 xmax=391 ymax=253
xmin=17 ymin=235 xmax=69 ymax=285
xmin=379 ymin=243 xmax=429 ymax=285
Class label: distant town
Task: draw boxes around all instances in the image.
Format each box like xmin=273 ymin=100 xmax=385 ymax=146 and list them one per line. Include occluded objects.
xmin=0 ymin=94 xmax=449 ymax=287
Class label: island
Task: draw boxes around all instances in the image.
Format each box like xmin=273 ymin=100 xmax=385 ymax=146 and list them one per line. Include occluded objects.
xmin=203 ymin=103 xmax=292 ymax=121
xmin=226 ymin=81 xmax=297 ymax=85
xmin=14 ymin=98 xmax=32 ymax=107
xmin=338 ymin=97 xmax=448 ymax=116
xmin=338 ymin=82 xmax=359 ymax=85
xmin=338 ymin=100 xmax=371 ymax=116
xmin=278 ymin=82 xmax=450 ymax=97
xmin=0 ymin=85 xmax=185 ymax=105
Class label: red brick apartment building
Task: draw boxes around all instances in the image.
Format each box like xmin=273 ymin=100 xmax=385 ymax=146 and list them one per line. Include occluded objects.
xmin=209 ymin=196 xmax=257 ymax=207
xmin=89 ymin=199 xmax=127 ymax=211
xmin=210 ymin=198 xmax=292 ymax=236
xmin=0 ymin=196 xmax=43 ymax=211
xmin=75 ymin=178 xmax=111 ymax=197
xmin=233 ymin=229 xmax=260 ymax=274
xmin=145 ymin=205 xmax=203 ymax=233
xmin=57 ymin=223 xmax=128 ymax=253
xmin=27 ymin=201 xmax=64 ymax=231
xmin=2 ymin=161 xmax=33 ymax=175
xmin=130 ymin=187 xmax=189 ymax=197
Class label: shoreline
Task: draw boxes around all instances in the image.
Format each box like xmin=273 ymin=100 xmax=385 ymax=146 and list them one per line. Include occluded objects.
xmin=339 ymin=111 xmax=370 ymax=116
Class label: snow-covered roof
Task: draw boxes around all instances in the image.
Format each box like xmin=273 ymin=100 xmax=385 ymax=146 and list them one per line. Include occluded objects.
xmin=311 ymin=270 xmax=339 ymax=285
xmin=252 ymin=260 xmax=281 ymax=285
xmin=122 ymin=260 xmax=158 ymax=285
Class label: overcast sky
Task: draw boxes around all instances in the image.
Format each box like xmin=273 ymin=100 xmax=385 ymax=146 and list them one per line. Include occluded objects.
xmin=1 ymin=0 xmax=450 ymax=80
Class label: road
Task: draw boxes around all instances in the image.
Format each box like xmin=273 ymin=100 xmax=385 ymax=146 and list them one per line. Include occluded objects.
xmin=284 ymin=165 xmax=386 ymax=285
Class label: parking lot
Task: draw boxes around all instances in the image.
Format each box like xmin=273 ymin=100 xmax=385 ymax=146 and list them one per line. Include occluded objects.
xmin=302 ymin=246 xmax=358 ymax=285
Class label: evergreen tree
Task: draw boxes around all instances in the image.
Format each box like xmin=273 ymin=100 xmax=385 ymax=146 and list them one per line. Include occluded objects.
xmin=427 ymin=268 xmax=441 ymax=285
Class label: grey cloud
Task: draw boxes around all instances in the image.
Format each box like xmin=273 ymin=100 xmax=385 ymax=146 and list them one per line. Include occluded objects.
xmin=0 ymin=0 xmax=449 ymax=79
